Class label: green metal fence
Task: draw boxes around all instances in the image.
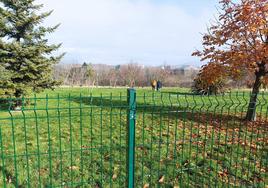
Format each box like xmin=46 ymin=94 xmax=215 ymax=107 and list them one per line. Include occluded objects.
xmin=0 ymin=90 xmax=267 ymax=187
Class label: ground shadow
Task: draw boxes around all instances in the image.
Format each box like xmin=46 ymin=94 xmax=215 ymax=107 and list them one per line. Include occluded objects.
xmin=69 ymin=96 xmax=259 ymax=129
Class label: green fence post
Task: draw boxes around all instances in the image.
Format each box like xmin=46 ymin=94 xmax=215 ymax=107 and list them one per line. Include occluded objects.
xmin=126 ymin=88 xmax=136 ymax=188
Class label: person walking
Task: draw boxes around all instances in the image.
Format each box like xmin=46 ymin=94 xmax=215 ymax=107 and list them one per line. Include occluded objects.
xmin=157 ymin=81 xmax=162 ymax=91
xmin=151 ymin=80 xmax=157 ymax=91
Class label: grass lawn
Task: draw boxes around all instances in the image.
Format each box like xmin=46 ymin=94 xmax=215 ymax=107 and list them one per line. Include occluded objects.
xmin=0 ymin=87 xmax=267 ymax=187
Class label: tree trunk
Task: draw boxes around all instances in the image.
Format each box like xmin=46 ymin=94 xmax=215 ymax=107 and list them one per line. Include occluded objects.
xmin=246 ymin=36 xmax=268 ymax=121
xmin=114 ymin=79 xmax=117 ymax=87
xmin=13 ymin=89 xmax=23 ymax=110
xmin=246 ymin=62 xmax=266 ymax=121
xmin=246 ymin=74 xmax=261 ymax=121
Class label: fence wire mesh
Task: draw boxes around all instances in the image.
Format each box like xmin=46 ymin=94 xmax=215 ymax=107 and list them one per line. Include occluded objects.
xmin=0 ymin=91 xmax=267 ymax=187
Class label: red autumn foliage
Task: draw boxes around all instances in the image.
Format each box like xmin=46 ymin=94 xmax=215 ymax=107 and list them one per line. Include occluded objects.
xmin=193 ymin=0 xmax=268 ymax=120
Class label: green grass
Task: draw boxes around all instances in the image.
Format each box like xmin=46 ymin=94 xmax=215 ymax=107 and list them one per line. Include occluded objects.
xmin=0 ymin=87 xmax=267 ymax=187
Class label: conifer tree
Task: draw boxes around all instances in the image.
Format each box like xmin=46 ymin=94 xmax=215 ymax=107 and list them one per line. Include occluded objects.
xmin=0 ymin=0 xmax=63 ymax=98
xmin=0 ymin=64 xmax=14 ymax=96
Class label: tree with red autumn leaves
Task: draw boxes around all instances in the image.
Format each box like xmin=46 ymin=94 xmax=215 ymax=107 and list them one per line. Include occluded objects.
xmin=193 ymin=0 xmax=268 ymax=121
xmin=192 ymin=63 xmax=228 ymax=95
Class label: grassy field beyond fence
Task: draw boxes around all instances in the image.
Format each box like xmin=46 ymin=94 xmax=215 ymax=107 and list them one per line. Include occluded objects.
xmin=0 ymin=88 xmax=267 ymax=187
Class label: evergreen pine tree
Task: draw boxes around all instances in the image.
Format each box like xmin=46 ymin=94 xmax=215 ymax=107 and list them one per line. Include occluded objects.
xmin=0 ymin=64 xmax=14 ymax=96
xmin=0 ymin=0 xmax=64 ymax=98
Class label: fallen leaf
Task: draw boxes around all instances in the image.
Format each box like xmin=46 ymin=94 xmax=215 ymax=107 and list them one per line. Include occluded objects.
xmin=158 ymin=175 xmax=165 ymax=183
xmin=143 ymin=183 xmax=149 ymax=188
xmin=69 ymin=166 xmax=79 ymax=170
xmin=112 ymin=174 xmax=117 ymax=180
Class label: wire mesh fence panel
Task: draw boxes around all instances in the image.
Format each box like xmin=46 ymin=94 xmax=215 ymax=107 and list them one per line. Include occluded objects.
xmin=135 ymin=92 xmax=268 ymax=188
xmin=0 ymin=94 xmax=128 ymax=187
xmin=0 ymin=90 xmax=267 ymax=188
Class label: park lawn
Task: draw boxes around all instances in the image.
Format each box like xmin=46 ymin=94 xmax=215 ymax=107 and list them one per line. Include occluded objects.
xmin=0 ymin=87 xmax=267 ymax=187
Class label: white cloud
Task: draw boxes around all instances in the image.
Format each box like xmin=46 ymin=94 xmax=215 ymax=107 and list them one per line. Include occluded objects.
xmin=37 ymin=0 xmax=218 ymax=65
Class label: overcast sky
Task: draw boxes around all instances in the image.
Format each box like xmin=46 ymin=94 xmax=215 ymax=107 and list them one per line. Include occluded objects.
xmin=37 ymin=0 xmax=219 ymax=66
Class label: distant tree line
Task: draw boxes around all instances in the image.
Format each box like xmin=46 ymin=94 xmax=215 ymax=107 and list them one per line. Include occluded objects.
xmin=53 ymin=62 xmax=261 ymax=89
xmin=53 ymin=63 xmax=199 ymax=88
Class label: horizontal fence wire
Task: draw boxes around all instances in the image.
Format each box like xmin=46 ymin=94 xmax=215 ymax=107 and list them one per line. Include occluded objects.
xmin=0 ymin=91 xmax=267 ymax=187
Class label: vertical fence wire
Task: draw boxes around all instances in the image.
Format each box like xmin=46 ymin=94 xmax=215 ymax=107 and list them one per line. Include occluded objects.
xmin=56 ymin=93 xmax=63 ymax=186
xmin=9 ymin=97 xmax=19 ymax=187
xmin=0 ymin=111 xmax=6 ymax=188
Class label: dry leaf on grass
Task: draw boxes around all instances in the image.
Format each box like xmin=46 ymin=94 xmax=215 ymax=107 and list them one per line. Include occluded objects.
xmin=143 ymin=183 xmax=149 ymax=188
xmin=69 ymin=166 xmax=79 ymax=170
xmin=112 ymin=174 xmax=117 ymax=180
xmin=158 ymin=175 xmax=165 ymax=183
